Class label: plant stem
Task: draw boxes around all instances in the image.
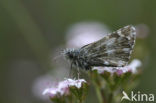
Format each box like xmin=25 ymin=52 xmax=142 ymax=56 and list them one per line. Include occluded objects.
xmin=89 ymin=71 xmax=104 ymax=103
xmin=108 ymin=92 xmax=113 ymax=103
xmin=94 ymin=84 xmax=103 ymax=103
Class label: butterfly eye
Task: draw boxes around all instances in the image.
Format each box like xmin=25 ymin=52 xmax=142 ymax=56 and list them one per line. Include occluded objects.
xmin=65 ymin=51 xmax=73 ymax=58
xmin=69 ymin=54 xmax=74 ymax=59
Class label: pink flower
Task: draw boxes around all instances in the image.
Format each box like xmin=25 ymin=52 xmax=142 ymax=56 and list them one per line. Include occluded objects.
xmin=65 ymin=22 xmax=111 ymax=48
xmin=42 ymin=78 xmax=86 ymax=98
xmin=135 ymin=24 xmax=149 ymax=39
xmin=93 ymin=59 xmax=142 ymax=75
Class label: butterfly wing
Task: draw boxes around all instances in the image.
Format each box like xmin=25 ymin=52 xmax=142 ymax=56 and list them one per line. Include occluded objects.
xmin=80 ymin=25 xmax=136 ymax=67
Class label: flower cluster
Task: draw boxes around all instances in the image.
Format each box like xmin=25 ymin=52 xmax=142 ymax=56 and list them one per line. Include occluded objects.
xmin=89 ymin=59 xmax=142 ymax=103
xmin=43 ymin=78 xmax=88 ymax=103
xmin=93 ymin=59 xmax=142 ymax=75
xmin=43 ymin=78 xmax=86 ymax=97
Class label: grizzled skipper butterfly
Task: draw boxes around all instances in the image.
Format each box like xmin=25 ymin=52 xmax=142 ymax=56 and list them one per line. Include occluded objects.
xmin=62 ymin=25 xmax=136 ymax=71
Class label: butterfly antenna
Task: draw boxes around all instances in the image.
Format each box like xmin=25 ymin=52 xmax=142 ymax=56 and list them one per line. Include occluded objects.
xmin=78 ymin=68 xmax=80 ymax=79
xmin=53 ymin=55 xmax=61 ymax=62
xmin=52 ymin=50 xmax=64 ymax=63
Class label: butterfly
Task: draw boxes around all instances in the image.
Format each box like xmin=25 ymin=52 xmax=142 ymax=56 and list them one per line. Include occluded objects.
xmin=63 ymin=25 xmax=136 ymax=70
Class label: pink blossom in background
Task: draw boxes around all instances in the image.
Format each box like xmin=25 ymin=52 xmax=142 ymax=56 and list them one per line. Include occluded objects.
xmin=66 ymin=22 xmax=111 ymax=48
xmin=135 ymin=24 xmax=149 ymax=39
xmin=32 ymin=67 xmax=70 ymax=100
xmin=32 ymin=74 xmax=55 ymax=100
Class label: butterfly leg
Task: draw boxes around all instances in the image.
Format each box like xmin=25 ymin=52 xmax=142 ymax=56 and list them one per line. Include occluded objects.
xmin=69 ymin=61 xmax=73 ymax=78
xmin=77 ymin=67 xmax=80 ymax=79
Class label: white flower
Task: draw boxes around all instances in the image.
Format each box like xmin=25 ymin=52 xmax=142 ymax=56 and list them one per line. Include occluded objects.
xmin=126 ymin=59 xmax=142 ymax=73
xmin=93 ymin=59 xmax=142 ymax=75
xmin=42 ymin=78 xmax=86 ymax=98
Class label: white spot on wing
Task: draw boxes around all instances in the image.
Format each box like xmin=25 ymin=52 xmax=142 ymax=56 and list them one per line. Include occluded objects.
xmin=124 ymin=25 xmax=130 ymax=29
xmin=94 ymin=37 xmax=116 ymax=49
xmin=106 ymin=49 xmax=115 ymax=54
xmin=104 ymin=61 xmax=109 ymax=65
xmin=105 ymin=38 xmax=116 ymax=46
xmin=123 ymin=48 xmax=130 ymax=52
xmin=126 ymin=36 xmax=131 ymax=40
xmin=117 ymin=30 xmax=124 ymax=37
xmin=131 ymin=26 xmax=136 ymax=31
xmin=118 ymin=60 xmax=125 ymax=66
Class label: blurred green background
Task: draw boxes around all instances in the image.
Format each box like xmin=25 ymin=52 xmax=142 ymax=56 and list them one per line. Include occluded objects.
xmin=0 ymin=0 xmax=156 ymax=103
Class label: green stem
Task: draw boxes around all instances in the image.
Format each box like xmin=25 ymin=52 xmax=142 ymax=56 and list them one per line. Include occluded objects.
xmin=94 ymin=84 xmax=103 ymax=103
xmin=108 ymin=92 xmax=113 ymax=103
xmin=90 ymin=71 xmax=103 ymax=103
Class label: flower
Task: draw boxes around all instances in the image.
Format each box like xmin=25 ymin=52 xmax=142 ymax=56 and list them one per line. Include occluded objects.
xmin=42 ymin=78 xmax=86 ymax=98
xmin=135 ymin=24 xmax=149 ymax=39
xmin=32 ymin=74 xmax=56 ymax=100
xmin=93 ymin=59 xmax=142 ymax=75
xmin=65 ymin=22 xmax=111 ymax=48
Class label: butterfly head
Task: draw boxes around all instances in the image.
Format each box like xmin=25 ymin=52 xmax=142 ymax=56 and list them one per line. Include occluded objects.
xmin=62 ymin=48 xmax=80 ymax=60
